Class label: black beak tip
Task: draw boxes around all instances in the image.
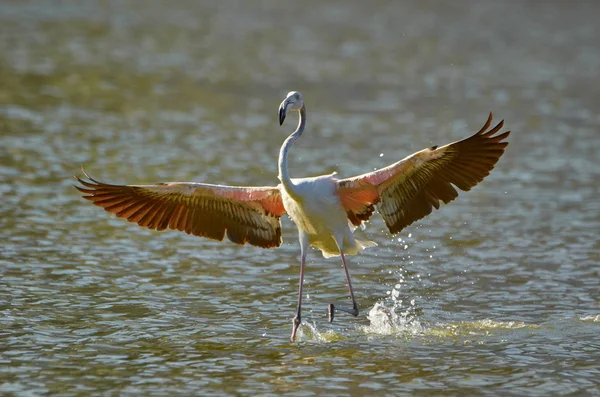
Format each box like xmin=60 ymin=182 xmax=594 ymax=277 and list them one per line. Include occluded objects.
xmin=278 ymin=108 xmax=285 ymax=126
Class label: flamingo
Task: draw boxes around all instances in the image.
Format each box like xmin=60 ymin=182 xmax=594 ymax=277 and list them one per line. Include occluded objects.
xmin=75 ymin=91 xmax=510 ymax=341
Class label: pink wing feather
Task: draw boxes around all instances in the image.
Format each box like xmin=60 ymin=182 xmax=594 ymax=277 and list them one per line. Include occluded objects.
xmin=75 ymin=170 xmax=286 ymax=248
xmin=337 ymin=113 xmax=510 ymax=233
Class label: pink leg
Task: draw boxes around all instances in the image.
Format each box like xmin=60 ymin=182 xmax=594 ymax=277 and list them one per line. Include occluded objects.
xmin=290 ymin=249 xmax=307 ymax=341
xmin=328 ymin=250 xmax=359 ymax=322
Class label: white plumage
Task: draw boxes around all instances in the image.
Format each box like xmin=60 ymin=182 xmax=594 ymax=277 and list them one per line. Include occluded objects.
xmin=282 ymin=174 xmax=376 ymax=258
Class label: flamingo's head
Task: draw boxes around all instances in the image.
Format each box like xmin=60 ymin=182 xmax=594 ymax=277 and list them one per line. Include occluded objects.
xmin=279 ymin=91 xmax=304 ymax=126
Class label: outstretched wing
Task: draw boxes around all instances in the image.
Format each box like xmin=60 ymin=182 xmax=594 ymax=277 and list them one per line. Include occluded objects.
xmin=74 ymin=170 xmax=286 ymax=248
xmin=337 ymin=113 xmax=510 ymax=233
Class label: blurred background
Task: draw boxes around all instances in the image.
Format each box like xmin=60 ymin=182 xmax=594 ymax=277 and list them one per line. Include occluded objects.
xmin=1 ymin=0 xmax=599 ymax=395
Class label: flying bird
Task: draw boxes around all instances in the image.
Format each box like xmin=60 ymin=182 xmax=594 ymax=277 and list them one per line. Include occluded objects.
xmin=75 ymin=91 xmax=510 ymax=341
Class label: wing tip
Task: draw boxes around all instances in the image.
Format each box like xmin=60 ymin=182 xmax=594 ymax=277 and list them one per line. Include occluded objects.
xmin=74 ymin=166 xmax=95 ymax=186
xmin=475 ymin=112 xmax=494 ymax=135
xmin=74 ymin=167 xmax=99 ymax=196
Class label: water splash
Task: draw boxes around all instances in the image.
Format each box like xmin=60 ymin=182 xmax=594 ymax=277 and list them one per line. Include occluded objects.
xmin=580 ymin=314 xmax=600 ymax=323
xmin=423 ymin=319 xmax=541 ymax=341
xmin=361 ymin=285 xmax=424 ymax=336
xmin=297 ymin=321 xmax=344 ymax=343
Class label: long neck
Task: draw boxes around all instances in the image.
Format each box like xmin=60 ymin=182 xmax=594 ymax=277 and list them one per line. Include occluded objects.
xmin=278 ymin=106 xmax=306 ymax=198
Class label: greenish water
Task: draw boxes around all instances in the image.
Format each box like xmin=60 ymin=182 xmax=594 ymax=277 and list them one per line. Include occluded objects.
xmin=1 ymin=1 xmax=599 ymax=395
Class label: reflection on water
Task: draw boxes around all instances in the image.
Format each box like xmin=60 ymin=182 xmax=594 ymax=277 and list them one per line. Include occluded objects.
xmin=1 ymin=0 xmax=599 ymax=395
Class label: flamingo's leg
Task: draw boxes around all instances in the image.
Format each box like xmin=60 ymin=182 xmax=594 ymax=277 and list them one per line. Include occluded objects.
xmin=328 ymin=249 xmax=359 ymax=322
xmin=291 ymin=233 xmax=308 ymax=342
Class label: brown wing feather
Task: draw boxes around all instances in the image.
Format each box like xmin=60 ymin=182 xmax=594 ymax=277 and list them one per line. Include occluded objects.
xmin=74 ymin=170 xmax=286 ymax=248
xmin=337 ymin=112 xmax=510 ymax=233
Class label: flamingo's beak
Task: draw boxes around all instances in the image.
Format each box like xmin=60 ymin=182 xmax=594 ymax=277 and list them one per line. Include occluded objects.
xmin=278 ymin=103 xmax=286 ymax=126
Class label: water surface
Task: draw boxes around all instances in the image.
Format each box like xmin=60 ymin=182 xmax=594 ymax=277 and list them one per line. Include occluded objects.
xmin=1 ymin=1 xmax=599 ymax=395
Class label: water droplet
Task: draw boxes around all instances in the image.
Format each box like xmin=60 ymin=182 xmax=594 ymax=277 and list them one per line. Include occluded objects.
xmin=379 ymin=153 xmax=384 ymax=157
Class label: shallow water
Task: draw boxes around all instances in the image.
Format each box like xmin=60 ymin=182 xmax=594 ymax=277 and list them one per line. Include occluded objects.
xmin=1 ymin=1 xmax=599 ymax=395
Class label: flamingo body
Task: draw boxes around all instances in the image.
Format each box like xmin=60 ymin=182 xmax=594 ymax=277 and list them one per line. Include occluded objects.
xmin=282 ymin=174 xmax=375 ymax=258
